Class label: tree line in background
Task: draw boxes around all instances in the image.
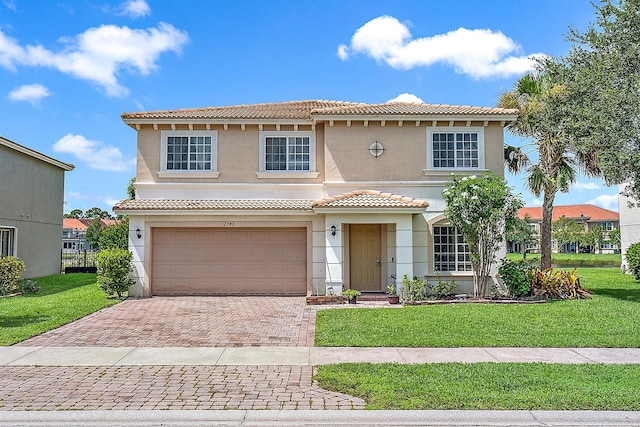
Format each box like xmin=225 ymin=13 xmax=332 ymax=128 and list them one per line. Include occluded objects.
xmin=499 ymin=0 xmax=640 ymax=270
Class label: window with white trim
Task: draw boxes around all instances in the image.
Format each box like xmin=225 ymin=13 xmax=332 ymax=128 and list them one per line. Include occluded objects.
xmin=161 ymin=131 xmax=218 ymax=172
xmin=427 ymin=127 xmax=484 ymax=170
xmin=433 ymin=226 xmax=472 ymax=272
xmin=1 ymin=227 xmax=15 ymax=257
xmin=259 ymin=131 xmax=315 ymax=173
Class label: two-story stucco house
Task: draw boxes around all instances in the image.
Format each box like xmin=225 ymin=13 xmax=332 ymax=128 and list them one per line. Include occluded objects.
xmin=114 ymin=100 xmax=517 ymax=298
xmin=1 ymin=135 xmax=74 ymax=278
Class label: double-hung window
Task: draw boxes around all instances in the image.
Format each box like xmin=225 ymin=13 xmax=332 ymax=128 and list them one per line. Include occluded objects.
xmin=160 ymin=131 xmax=218 ymax=176
xmin=259 ymin=131 xmax=317 ymax=177
xmin=0 ymin=227 xmax=15 ymax=257
xmin=433 ymin=225 xmax=471 ymax=272
xmin=427 ymin=127 xmax=484 ymax=170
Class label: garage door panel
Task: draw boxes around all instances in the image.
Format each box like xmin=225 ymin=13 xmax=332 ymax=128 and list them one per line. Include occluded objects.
xmin=152 ymin=227 xmax=306 ymax=296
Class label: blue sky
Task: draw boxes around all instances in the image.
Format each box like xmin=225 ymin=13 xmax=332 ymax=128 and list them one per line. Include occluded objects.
xmin=0 ymin=0 xmax=619 ymax=214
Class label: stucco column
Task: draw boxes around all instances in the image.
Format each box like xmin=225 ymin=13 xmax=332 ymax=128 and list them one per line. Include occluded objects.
xmin=128 ymin=216 xmax=145 ymax=297
xmin=395 ymin=216 xmax=413 ymax=293
xmin=325 ymin=217 xmax=343 ymax=295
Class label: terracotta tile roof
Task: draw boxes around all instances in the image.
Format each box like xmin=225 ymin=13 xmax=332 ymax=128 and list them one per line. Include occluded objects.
xmin=62 ymin=218 xmax=119 ymax=229
xmin=519 ymin=204 xmax=619 ymax=222
xmin=312 ymin=190 xmax=429 ymax=209
xmin=121 ymin=100 xmax=517 ymax=121
xmin=121 ymin=100 xmax=360 ymax=121
xmin=311 ymin=102 xmax=518 ymax=117
xmin=113 ymin=191 xmax=430 ymax=212
xmin=113 ymin=198 xmax=314 ymax=211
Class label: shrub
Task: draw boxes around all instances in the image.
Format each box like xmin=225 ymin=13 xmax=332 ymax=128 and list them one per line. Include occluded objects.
xmin=625 ymin=242 xmax=640 ymax=282
xmin=429 ymin=279 xmax=457 ymax=299
xmin=402 ymin=275 xmax=427 ymax=303
xmin=19 ymin=279 xmax=41 ymax=294
xmin=531 ymin=268 xmax=591 ymax=300
xmin=96 ymin=249 xmax=134 ymax=299
xmin=498 ymin=258 xmax=538 ymax=298
xmin=0 ymin=256 xmax=25 ymax=295
xmin=98 ymin=218 xmax=129 ymax=250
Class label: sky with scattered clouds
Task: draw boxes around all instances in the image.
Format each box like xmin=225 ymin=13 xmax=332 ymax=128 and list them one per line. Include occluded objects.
xmin=0 ymin=0 xmax=620 ymax=213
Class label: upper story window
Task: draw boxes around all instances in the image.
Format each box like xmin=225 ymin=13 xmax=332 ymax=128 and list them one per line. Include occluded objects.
xmin=596 ymin=221 xmax=614 ymax=231
xmin=426 ymin=127 xmax=484 ymax=170
xmin=160 ymin=131 xmax=218 ymax=176
xmin=1 ymin=227 xmax=15 ymax=257
xmin=258 ymin=131 xmax=317 ymax=178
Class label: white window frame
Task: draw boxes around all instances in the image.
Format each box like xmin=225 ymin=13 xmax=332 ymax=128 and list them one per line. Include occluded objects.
xmin=432 ymin=225 xmax=472 ymax=273
xmin=425 ymin=127 xmax=485 ymax=172
xmin=0 ymin=227 xmax=17 ymax=257
xmin=257 ymin=131 xmax=318 ymax=178
xmin=159 ymin=130 xmax=219 ymax=178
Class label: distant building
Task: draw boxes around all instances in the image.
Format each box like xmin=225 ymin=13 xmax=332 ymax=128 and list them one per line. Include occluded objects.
xmin=511 ymin=204 xmax=620 ymax=254
xmin=62 ymin=218 xmax=117 ymax=251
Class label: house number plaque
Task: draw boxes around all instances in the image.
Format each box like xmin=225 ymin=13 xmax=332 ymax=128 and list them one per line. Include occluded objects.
xmin=223 ymin=221 xmax=235 ymax=227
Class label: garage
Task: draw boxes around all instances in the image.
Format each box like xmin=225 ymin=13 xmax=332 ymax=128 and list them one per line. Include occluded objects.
xmin=152 ymin=227 xmax=307 ymax=295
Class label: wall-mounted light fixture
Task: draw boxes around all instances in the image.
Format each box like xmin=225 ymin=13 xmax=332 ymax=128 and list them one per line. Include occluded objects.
xmin=331 ymin=225 xmax=337 ymax=236
xmin=136 ymin=228 xmax=142 ymax=239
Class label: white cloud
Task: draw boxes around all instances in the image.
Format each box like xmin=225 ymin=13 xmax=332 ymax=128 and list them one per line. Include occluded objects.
xmin=336 ymin=44 xmax=349 ymax=60
xmin=588 ymin=194 xmax=619 ymax=212
xmin=7 ymin=83 xmax=51 ymax=105
xmin=3 ymin=0 xmax=16 ymax=11
xmin=53 ymin=134 xmax=135 ymax=172
xmin=531 ymin=198 xmax=543 ymax=207
xmin=103 ymin=197 xmax=122 ymax=206
xmin=118 ymin=0 xmax=151 ymax=18
xmin=572 ymin=181 xmax=601 ymax=191
xmin=0 ymin=23 xmax=188 ymax=96
xmin=340 ymin=15 xmax=543 ymax=79
xmin=387 ymin=93 xmax=424 ymax=103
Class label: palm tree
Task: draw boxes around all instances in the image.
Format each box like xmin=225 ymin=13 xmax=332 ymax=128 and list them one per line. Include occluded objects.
xmin=498 ymin=71 xmax=600 ymax=269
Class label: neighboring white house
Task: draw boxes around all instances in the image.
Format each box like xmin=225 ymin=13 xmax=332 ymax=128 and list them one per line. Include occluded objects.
xmin=618 ymin=183 xmax=640 ymax=271
xmin=114 ymin=100 xmax=517 ymax=297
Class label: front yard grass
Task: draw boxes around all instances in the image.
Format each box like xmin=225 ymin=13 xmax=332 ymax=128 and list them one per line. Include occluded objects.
xmin=506 ymin=252 xmax=621 ymax=267
xmin=315 ymin=363 xmax=640 ymax=410
xmin=0 ymin=273 xmax=120 ymax=346
xmin=315 ymin=268 xmax=640 ymax=347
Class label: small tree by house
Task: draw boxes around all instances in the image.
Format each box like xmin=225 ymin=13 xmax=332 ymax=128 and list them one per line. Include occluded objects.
xmin=96 ymin=248 xmax=135 ymax=299
xmin=588 ymin=225 xmax=606 ymax=254
xmin=442 ymin=173 xmax=523 ymax=298
xmin=98 ymin=217 xmax=129 ymax=250
xmin=552 ymin=216 xmax=583 ymax=253
xmin=85 ymin=218 xmax=102 ymax=250
xmin=610 ymin=227 xmax=621 ymax=251
xmin=507 ymin=214 xmax=538 ymax=259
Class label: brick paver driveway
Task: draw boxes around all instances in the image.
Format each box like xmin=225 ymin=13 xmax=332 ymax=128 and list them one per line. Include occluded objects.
xmin=16 ymin=296 xmax=316 ymax=347
xmin=2 ymin=296 xmax=368 ymax=410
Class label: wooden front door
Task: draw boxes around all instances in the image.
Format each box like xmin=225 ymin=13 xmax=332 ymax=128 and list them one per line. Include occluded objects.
xmin=350 ymin=224 xmax=382 ymax=291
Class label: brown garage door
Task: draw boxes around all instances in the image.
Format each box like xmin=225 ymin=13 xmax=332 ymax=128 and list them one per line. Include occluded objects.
xmin=152 ymin=227 xmax=307 ymax=295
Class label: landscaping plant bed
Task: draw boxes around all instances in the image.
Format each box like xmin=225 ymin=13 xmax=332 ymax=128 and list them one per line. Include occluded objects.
xmin=405 ymin=298 xmax=547 ymax=305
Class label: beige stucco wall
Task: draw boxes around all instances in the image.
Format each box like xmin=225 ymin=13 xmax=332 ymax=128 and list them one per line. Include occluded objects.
xmin=0 ymin=145 xmax=66 ymax=278
xmin=323 ymin=122 xmax=505 ymax=182
xmin=135 ymin=124 xmax=324 ymax=186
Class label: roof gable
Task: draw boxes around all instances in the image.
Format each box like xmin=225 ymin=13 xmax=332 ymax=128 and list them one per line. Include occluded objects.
xmin=121 ymin=100 xmax=518 ymax=123
xmin=1 ymin=135 xmax=74 ymax=171
xmin=312 ymin=190 xmax=429 ymax=209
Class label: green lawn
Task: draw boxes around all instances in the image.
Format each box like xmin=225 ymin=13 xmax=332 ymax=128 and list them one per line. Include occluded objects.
xmin=506 ymin=252 xmax=621 ymax=267
xmin=0 ymin=273 xmax=120 ymax=346
xmin=315 ymin=363 xmax=640 ymax=410
xmin=315 ymin=268 xmax=640 ymax=347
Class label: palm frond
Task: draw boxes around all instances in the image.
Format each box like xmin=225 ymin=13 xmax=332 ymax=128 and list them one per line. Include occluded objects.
xmin=504 ymin=144 xmax=531 ymax=174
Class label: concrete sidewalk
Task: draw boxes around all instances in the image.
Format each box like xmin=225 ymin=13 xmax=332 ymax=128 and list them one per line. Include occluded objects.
xmin=2 ymin=409 xmax=640 ymax=426
xmin=2 ymin=346 xmax=640 ymax=366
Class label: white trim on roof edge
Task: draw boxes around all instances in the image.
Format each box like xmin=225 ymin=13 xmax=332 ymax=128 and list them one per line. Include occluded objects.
xmin=0 ymin=136 xmax=74 ymax=171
